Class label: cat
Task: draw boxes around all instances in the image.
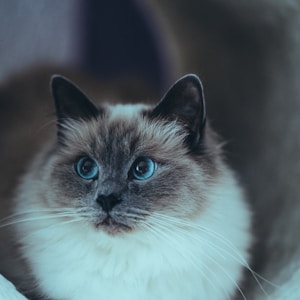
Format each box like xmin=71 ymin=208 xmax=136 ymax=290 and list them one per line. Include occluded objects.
xmin=1 ymin=74 xmax=252 ymax=299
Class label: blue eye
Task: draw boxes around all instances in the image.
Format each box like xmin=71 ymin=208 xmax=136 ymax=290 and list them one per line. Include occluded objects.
xmin=76 ymin=157 xmax=99 ymax=180
xmin=132 ymin=157 xmax=156 ymax=180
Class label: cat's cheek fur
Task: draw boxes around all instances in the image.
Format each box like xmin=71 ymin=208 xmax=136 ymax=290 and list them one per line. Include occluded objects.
xmin=15 ymin=169 xmax=251 ymax=300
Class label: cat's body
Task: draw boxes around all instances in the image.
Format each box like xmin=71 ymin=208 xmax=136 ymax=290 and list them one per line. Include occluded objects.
xmin=1 ymin=74 xmax=252 ymax=299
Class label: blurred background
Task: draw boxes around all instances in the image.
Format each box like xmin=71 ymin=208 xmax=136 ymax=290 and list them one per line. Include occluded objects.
xmin=0 ymin=0 xmax=176 ymax=91
xmin=1 ymin=0 xmax=300 ymax=298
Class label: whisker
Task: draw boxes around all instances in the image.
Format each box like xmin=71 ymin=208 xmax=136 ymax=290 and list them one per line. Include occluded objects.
xmin=151 ymin=213 xmax=274 ymax=289
xmin=151 ymin=222 xmax=241 ymax=299
xmin=154 ymin=214 xmax=246 ymax=267
xmin=35 ymin=118 xmax=57 ymax=134
xmin=0 ymin=212 xmax=79 ymax=229
xmin=115 ymin=212 xmax=146 ymax=221
xmin=127 ymin=207 xmax=151 ymax=216
xmin=149 ymin=212 xmax=275 ymax=298
xmin=154 ymin=213 xmax=251 ymax=262
xmin=25 ymin=218 xmax=85 ymax=240
xmin=1 ymin=208 xmax=77 ymax=222
xmin=140 ymin=218 xmax=232 ymax=299
xmin=36 ymin=217 xmax=84 ymax=232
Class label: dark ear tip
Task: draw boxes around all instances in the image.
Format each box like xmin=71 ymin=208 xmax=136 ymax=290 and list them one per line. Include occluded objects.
xmin=181 ymin=73 xmax=200 ymax=80
xmin=179 ymin=74 xmax=203 ymax=88
xmin=51 ymin=74 xmax=63 ymax=84
xmin=50 ymin=74 xmax=69 ymax=89
xmin=177 ymin=74 xmax=205 ymax=102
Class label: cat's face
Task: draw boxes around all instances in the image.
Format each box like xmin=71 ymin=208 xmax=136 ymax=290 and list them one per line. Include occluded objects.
xmin=47 ymin=75 xmax=219 ymax=235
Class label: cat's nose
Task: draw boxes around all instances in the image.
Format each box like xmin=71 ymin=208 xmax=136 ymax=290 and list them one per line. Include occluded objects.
xmin=96 ymin=194 xmax=122 ymax=213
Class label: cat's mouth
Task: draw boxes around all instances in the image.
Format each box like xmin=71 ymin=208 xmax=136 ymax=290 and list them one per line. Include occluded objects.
xmin=96 ymin=215 xmax=132 ymax=235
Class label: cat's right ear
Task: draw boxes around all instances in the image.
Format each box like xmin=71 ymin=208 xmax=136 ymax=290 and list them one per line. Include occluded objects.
xmin=51 ymin=75 xmax=99 ymax=124
xmin=150 ymin=74 xmax=206 ymax=147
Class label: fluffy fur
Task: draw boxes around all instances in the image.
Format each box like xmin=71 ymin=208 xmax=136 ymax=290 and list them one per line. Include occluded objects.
xmin=4 ymin=75 xmax=252 ymax=299
xmin=15 ymin=159 xmax=251 ymax=299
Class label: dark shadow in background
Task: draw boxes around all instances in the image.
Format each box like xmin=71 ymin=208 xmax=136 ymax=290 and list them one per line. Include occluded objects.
xmin=79 ymin=0 xmax=169 ymax=92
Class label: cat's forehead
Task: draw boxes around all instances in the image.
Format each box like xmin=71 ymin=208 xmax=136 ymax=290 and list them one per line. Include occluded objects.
xmin=60 ymin=103 xmax=189 ymax=161
xmin=102 ymin=103 xmax=188 ymax=160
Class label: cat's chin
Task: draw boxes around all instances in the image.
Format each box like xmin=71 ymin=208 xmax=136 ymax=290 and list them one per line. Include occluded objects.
xmin=95 ymin=215 xmax=132 ymax=235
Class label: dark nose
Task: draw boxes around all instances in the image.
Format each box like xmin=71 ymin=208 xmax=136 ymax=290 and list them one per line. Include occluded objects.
xmin=96 ymin=194 xmax=122 ymax=213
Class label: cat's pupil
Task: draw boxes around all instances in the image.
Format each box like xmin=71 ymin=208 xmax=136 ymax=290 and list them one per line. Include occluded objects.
xmin=135 ymin=160 xmax=149 ymax=175
xmin=81 ymin=160 xmax=94 ymax=174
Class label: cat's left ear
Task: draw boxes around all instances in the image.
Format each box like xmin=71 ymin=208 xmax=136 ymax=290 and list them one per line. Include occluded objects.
xmin=151 ymin=74 xmax=206 ymax=144
xmin=51 ymin=75 xmax=99 ymax=123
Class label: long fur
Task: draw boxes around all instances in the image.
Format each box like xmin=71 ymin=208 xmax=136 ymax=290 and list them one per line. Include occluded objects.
xmin=11 ymin=102 xmax=252 ymax=299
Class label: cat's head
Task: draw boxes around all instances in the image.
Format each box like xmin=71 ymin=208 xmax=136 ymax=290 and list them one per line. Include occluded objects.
xmin=48 ymin=74 xmax=221 ymax=235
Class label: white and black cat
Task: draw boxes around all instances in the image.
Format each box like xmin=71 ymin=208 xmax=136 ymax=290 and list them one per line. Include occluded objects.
xmin=1 ymin=74 xmax=252 ymax=299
